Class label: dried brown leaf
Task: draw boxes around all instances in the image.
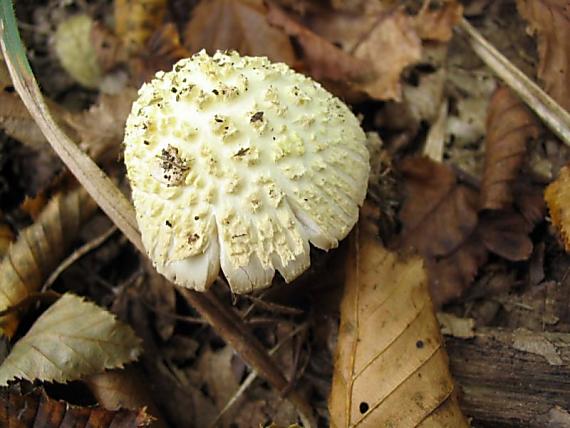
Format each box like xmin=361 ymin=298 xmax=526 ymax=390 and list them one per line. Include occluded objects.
xmin=479 ymin=210 xmax=534 ymax=261
xmin=0 ymin=389 xmax=152 ymax=428
xmin=414 ymin=1 xmax=463 ymax=42
xmin=270 ymin=5 xmax=422 ymax=101
xmin=266 ymin=4 xmax=368 ymax=82
xmin=86 ymin=367 xmax=167 ymax=428
xmin=481 ymin=86 xmax=540 ymax=211
xmin=329 ymin=211 xmax=468 ymax=427
xmin=399 ymin=157 xmax=479 ymax=257
xmin=0 ymin=187 xmax=97 ymax=337
xmin=129 ymin=23 xmax=190 ymax=86
xmin=545 ymin=164 xmax=570 ymax=251
xmin=114 ymin=0 xmax=168 ymax=55
xmin=184 ymin=0 xmax=296 ymax=65
xmin=398 ymin=158 xmax=541 ymax=304
xmin=517 ymin=0 xmax=570 ymax=111
xmin=63 ymin=89 xmax=137 ymax=161
xmin=0 ymin=293 xmax=142 ymax=385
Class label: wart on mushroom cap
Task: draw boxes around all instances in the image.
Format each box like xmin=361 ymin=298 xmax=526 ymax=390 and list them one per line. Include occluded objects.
xmin=124 ymin=50 xmax=370 ymax=294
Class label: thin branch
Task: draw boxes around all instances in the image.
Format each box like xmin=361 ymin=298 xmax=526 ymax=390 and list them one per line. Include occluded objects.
xmin=456 ymin=18 xmax=570 ymax=146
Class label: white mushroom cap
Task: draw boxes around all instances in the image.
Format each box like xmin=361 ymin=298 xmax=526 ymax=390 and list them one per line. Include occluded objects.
xmin=124 ymin=50 xmax=369 ymax=293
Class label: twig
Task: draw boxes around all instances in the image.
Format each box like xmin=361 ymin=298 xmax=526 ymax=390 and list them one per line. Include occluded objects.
xmin=456 ymin=18 xmax=570 ymax=146
xmin=0 ymin=2 xmax=314 ymax=425
xmin=42 ymin=226 xmax=117 ymax=291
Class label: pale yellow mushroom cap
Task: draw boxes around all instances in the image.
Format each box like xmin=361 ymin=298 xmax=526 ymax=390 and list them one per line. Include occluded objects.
xmin=124 ymin=50 xmax=369 ymax=293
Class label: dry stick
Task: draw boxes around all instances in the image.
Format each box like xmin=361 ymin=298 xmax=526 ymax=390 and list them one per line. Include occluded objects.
xmin=0 ymin=4 xmax=313 ymax=425
xmin=457 ymin=18 xmax=570 ymax=146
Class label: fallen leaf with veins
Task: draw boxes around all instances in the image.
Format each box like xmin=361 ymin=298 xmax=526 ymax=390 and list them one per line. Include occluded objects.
xmin=0 ymin=187 xmax=97 ymax=337
xmin=0 ymin=293 xmax=142 ymax=385
xmin=481 ymin=86 xmax=539 ymax=211
xmin=517 ymin=0 xmax=570 ymax=111
xmin=329 ymin=207 xmax=468 ymax=426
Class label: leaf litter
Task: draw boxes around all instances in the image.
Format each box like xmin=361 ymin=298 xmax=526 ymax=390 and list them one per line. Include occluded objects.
xmin=1 ymin=0 xmax=569 ymax=426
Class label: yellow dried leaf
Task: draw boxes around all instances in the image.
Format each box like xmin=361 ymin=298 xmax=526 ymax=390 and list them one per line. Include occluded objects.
xmin=114 ymin=0 xmax=167 ymax=55
xmin=0 ymin=187 xmax=97 ymax=337
xmin=54 ymin=15 xmax=102 ymax=89
xmin=329 ymin=211 xmax=468 ymax=427
xmin=0 ymin=293 xmax=142 ymax=385
xmin=545 ymin=165 xmax=570 ymax=251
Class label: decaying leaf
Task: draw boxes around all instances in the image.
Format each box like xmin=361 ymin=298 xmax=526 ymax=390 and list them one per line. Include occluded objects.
xmin=114 ymin=0 xmax=168 ymax=55
xmin=545 ymin=164 xmax=570 ymax=251
xmin=481 ymin=86 xmax=539 ymax=211
xmin=63 ymin=89 xmax=137 ymax=160
xmin=330 ymin=209 xmax=468 ymax=427
xmin=517 ymin=0 xmax=570 ymax=111
xmin=0 ymin=187 xmax=97 ymax=337
xmin=0 ymin=293 xmax=142 ymax=385
xmin=184 ymin=0 xmax=296 ymax=64
xmin=0 ymin=388 xmax=152 ymax=427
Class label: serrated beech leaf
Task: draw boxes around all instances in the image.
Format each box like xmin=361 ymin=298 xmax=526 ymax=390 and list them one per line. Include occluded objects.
xmin=0 ymin=293 xmax=142 ymax=385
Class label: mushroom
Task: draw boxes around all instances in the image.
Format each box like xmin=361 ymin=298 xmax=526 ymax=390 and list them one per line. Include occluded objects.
xmin=124 ymin=50 xmax=370 ymax=293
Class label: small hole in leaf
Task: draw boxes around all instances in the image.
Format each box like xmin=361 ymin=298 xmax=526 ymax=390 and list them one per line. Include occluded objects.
xmin=359 ymin=402 xmax=369 ymax=414
xmin=416 ymin=340 xmax=424 ymax=349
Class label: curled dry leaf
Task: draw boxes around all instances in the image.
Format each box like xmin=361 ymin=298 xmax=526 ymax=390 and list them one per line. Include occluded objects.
xmin=481 ymin=86 xmax=540 ymax=211
xmin=114 ymin=0 xmax=168 ymax=55
xmin=184 ymin=0 xmax=296 ymax=65
xmin=0 ymin=187 xmax=97 ymax=337
xmin=517 ymin=0 xmax=570 ymax=111
xmin=0 ymin=293 xmax=142 ymax=385
xmin=0 ymin=388 xmax=152 ymax=428
xmin=330 ymin=207 xmax=468 ymax=427
xmin=545 ymin=164 xmax=570 ymax=251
